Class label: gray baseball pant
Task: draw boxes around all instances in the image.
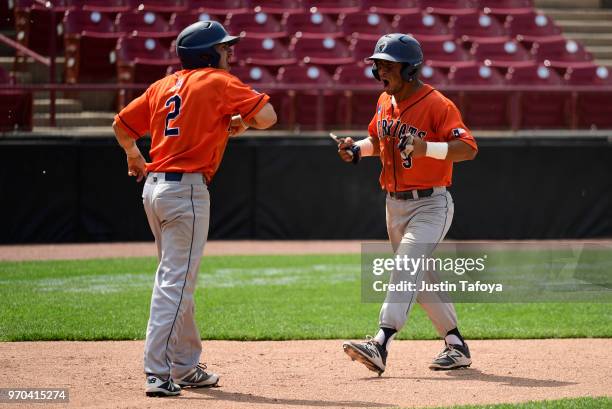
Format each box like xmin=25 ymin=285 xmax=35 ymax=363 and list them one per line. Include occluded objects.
xmin=379 ymin=187 xmax=458 ymax=336
xmin=141 ymin=172 xmax=209 ymax=380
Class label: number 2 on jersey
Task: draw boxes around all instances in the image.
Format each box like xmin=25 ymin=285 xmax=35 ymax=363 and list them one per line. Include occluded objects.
xmin=164 ymin=94 xmax=182 ymax=136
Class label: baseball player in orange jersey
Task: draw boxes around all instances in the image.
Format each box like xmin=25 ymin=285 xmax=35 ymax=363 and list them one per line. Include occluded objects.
xmin=112 ymin=21 xmax=276 ymax=397
xmin=338 ymin=34 xmax=478 ymax=375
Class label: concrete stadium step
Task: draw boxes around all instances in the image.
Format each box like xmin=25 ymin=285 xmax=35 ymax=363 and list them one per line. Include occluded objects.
xmin=0 ymin=56 xmax=65 ymax=83
xmin=33 ymin=112 xmax=115 ymax=128
xmin=555 ymin=20 xmax=612 ymax=34
xmin=33 ymin=98 xmax=83 ymax=114
xmin=587 ymin=46 xmax=612 ymax=60
xmin=535 ymin=0 xmax=600 ymax=8
xmin=595 ymin=58 xmax=612 ymax=66
xmin=565 ymin=33 xmax=612 ymax=47
xmin=544 ymin=9 xmax=612 ymax=21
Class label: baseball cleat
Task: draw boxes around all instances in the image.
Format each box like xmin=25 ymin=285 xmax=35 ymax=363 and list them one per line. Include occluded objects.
xmin=176 ymin=364 xmax=219 ymax=388
xmin=429 ymin=342 xmax=472 ymax=370
xmin=343 ymin=337 xmax=387 ymax=376
xmin=145 ymin=375 xmax=181 ymax=397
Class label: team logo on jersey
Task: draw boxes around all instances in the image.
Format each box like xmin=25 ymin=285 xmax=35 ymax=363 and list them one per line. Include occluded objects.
xmin=452 ymin=128 xmax=466 ymax=138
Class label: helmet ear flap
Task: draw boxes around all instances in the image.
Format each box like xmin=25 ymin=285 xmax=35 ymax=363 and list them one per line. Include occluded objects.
xmin=371 ymin=63 xmax=380 ymax=81
xmin=401 ymin=64 xmax=418 ymax=82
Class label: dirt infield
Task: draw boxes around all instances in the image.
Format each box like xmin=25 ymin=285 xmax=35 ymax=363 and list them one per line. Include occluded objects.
xmin=2 ymin=339 xmax=610 ymax=409
xmin=1 ymin=241 xmax=611 ymax=408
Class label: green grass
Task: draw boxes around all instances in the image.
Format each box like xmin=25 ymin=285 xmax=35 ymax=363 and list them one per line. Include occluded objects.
xmin=422 ymin=397 xmax=612 ymax=409
xmin=0 ymin=255 xmax=611 ymax=341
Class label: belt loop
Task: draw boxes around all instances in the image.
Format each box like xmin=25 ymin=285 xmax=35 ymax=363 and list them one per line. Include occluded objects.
xmin=412 ymin=190 xmax=418 ymax=200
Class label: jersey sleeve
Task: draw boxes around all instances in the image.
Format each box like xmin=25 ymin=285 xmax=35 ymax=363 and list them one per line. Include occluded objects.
xmin=222 ymin=75 xmax=271 ymax=122
xmin=436 ymin=101 xmax=477 ymax=150
xmin=114 ymin=89 xmax=151 ymax=139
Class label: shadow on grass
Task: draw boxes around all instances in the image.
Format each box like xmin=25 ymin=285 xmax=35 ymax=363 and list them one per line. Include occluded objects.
xmin=183 ymin=387 xmax=394 ymax=407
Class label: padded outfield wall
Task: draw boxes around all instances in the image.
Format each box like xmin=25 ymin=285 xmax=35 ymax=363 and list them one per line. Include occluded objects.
xmin=0 ymin=134 xmax=610 ymax=243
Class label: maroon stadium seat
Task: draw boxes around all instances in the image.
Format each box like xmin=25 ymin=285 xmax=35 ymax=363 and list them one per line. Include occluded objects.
xmin=231 ymin=65 xmax=277 ymax=83
xmin=116 ymin=10 xmax=177 ymax=46
xmin=170 ymin=11 xmax=227 ymax=33
xmin=532 ymin=38 xmax=593 ymax=71
xmin=419 ymin=64 xmax=448 ymax=86
xmin=0 ymin=66 xmax=33 ymax=131
xmin=63 ymin=9 xmax=125 ymax=83
xmin=226 ymin=12 xmax=286 ymax=39
xmin=334 ymin=63 xmax=380 ymax=128
xmin=291 ymin=37 xmax=354 ymax=69
xmin=252 ymin=0 xmax=304 ymax=15
xmin=481 ymin=0 xmax=534 ymax=17
xmin=14 ymin=0 xmax=73 ymax=58
xmin=394 ymin=12 xmax=454 ymax=42
xmin=127 ymin=0 xmax=188 ymax=13
xmin=302 ymin=0 xmax=361 ymax=14
xmin=188 ymin=0 xmax=252 ymax=15
xmin=420 ymin=0 xmax=479 ymax=17
xmin=505 ymin=11 xmax=564 ymax=46
xmin=350 ymin=38 xmax=378 ymax=63
xmin=233 ymin=37 xmax=297 ymax=66
xmin=276 ymin=64 xmax=337 ymax=129
xmin=447 ymin=64 xmax=509 ymax=128
xmin=449 ymin=12 xmax=509 ymax=44
xmin=564 ymin=65 xmax=612 ymax=129
xmin=420 ymin=39 xmax=474 ymax=69
xmin=70 ymin=0 xmax=130 ymax=14
xmin=340 ymin=12 xmax=394 ymax=41
xmin=505 ymin=64 xmax=568 ymax=129
xmin=471 ymin=39 xmax=533 ymax=70
xmin=284 ymin=11 xmax=343 ymax=39
xmin=361 ymin=0 xmax=421 ymax=16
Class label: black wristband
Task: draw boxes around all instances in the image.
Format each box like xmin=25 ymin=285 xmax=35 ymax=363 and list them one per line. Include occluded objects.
xmin=350 ymin=145 xmax=361 ymax=164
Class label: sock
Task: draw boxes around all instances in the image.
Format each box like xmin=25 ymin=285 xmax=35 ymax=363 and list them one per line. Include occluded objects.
xmin=445 ymin=327 xmax=465 ymax=346
xmin=374 ymin=327 xmax=397 ymax=351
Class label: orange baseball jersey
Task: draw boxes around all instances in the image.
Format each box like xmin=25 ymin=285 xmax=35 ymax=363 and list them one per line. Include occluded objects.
xmin=114 ymin=68 xmax=270 ymax=183
xmin=368 ymin=84 xmax=477 ymax=191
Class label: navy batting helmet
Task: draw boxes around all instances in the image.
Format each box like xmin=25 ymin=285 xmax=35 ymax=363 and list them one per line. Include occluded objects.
xmin=367 ymin=34 xmax=423 ymax=82
xmin=176 ymin=21 xmax=240 ymax=69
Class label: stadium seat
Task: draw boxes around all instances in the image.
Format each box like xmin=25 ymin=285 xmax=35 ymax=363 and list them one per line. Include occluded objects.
xmin=446 ymin=64 xmax=509 ymax=128
xmin=291 ymin=37 xmax=354 ymax=70
xmin=284 ymin=11 xmax=343 ymax=39
xmin=70 ymin=0 xmax=131 ymax=14
xmin=188 ymin=0 xmax=252 ymax=15
xmin=276 ymin=64 xmax=337 ymax=129
xmin=350 ymin=38 xmax=378 ymax=63
xmin=471 ymin=39 xmax=533 ymax=70
xmin=127 ymin=0 xmax=188 ymax=13
xmin=532 ymin=38 xmax=593 ymax=71
xmin=394 ymin=12 xmax=454 ymax=42
xmin=302 ymin=0 xmax=361 ymax=14
xmin=233 ymin=37 xmax=297 ymax=66
xmin=420 ymin=0 xmax=479 ymax=17
xmin=1 ymin=0 xmax=13 ymax=30
xmin=419 ymin=39 xmax=473 ymax=68
xmin=505 ymin=11 xmax=564 ymax=46
xmin=116 ymin=11 xmax=177 ymax=46
xmin=504 ymin=64 xmax=568 ymax=129
xmin=170 ymin=11 xmax=227 ymax=33
xmin=252 ymin=0 xmax=304 ymax=15
xmin=230 ymin=65 xmax=277 ymax=83
xmin=14 ymin=0 xmax=73 ymax=58
xmin=564 ymin=65 xmax=612 ymax=129
xmin=481 ymin=0 xmax=534 ymax=17
xmin=340 ymin=12 xmax=394 ymax=41
xmin=226 ymin=12 xmax=286 ymax=39
xmin=334 ymin=63 xmax=380 ymax=128
xmin=419 ymin=64 xmax=448 ymax=86
xmin=0 ymin=67 xmax=32 ymax=131
xmin=449 ymin=12 xmax=509 ymax=44
xmin=63 ymin=10 xmax=124 ymax=83
xmin=361 ymin=0 xmax=421 ymax=16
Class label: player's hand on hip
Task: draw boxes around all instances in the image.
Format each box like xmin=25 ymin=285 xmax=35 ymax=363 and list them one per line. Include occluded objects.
xmin=126 ymin=151 xmax=147 ymax=182
xmin=410 ymin=136 xmax=427 ymax=158
xmin=338 ymin=137 xmax=355 ymax=162
xmin=228 ymin=114 xmax=249 ymax=137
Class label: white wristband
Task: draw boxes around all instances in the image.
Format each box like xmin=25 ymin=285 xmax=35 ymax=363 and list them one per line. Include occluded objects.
xmin=355 ymin=138 xmax=374 ymax=157
xmin=425 ymin=142 xmax=448 ymax=160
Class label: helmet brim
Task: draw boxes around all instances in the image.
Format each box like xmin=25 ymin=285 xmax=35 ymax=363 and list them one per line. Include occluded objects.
xmin=367 ymin=52 xmax=402 ymax=62
xmin=220 ymin=35 xmax=240 ymax=46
